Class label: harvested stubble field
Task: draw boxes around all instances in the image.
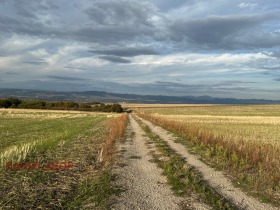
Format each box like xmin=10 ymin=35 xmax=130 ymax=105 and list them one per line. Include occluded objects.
xmin=0 ymin=109 xmax=127 ymax=209
xmin=121 ymin=103 xmax=216 ymax=109
xmin=134 ymin=104 xmax=280 ymax=206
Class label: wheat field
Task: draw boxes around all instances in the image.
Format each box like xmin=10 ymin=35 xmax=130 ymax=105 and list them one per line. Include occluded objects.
xmin=135 ymin=104 xmax=280 ymax=205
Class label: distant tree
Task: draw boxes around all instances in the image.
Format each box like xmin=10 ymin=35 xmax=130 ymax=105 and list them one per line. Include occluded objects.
xmin=8 ymin=98 xmax=22 ymax=108
xmin=0 ymin=98 xmax=22 ymax=108
xmin=63 ymin=101 xmax=79 ymax=109
xmin=79 ymin=103 xmax=92 ymax=109
xmin=19 ymin=100 xmax=46 ymax=109
xmin=45 ymin=102 xmax=57 ymax=109
xmin=0 ymin=97 xmax=123 ymax=113
xmin=111 ymin=104 xmax=123 ymax=113
xmin=0 ymin=99 xmax=12 ymax=108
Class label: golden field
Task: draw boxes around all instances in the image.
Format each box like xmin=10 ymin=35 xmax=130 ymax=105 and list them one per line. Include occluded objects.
xmin=134 ymin=104 xmax=280 ymax=205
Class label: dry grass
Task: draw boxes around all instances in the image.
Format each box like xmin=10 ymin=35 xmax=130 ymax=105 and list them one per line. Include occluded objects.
xmin=0 ymin=108 xmax=116 ymax=119
xmin=156 ymin=115 xmax=280 ymax=146
xmin=121 ymin=103 xmax=216 ymax=109
xmin=136 ymin=105 xmax=280 ymax=205
xmin=137 ymin=104 xmax=280 ymax=116
xmin=0 ymin=110 xmax=128 ymax=209
xmin=99 ymin=114 xmax=128 ymax=164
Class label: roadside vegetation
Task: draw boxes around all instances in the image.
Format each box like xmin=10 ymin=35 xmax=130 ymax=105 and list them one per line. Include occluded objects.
xmin=0 ymin=109 xmax=127 ymax=209
xmin=135 ymin=105 xmax=280 ymax=206
xmin=134 ymin=115 xmax=236 ymax=210
xmin=0 ymin=97 xmax=123 ymax=113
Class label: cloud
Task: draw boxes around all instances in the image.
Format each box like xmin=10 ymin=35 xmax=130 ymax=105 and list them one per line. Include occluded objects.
xmin=149 ymin=0 xmax=189 ymax=11
xmin=48 ymin=75 xmax=88 ymax=81
xmin=168 ymin=11 xmax=280 ymax=50
xmin=267 ymin=50 xmax=280 ymax=58
xmin=3 ymin=71 xmax=17 ymax=75
xmin=0 ymin=1 xmax=158 ymax=45
xmin=260 ymin=66 xmax=280 ymax=71
xmin=0 ymin=14 xmax=45 ymax=36
xmin=64 ymin=66 xmax=88 ymax=71
xmin=22 ymin=61 xmax=48 ymax=65
xmin=1 ymin=0 xmax=279 ymax=51
xmin=97 ymin=55 xmax=131 ymax=63
xmin=84 ymin=0 xmax=155 ymax=27
xmin=237 ymin=3 xmax=258 ymax=9
xmin=0 ymin=0 xmax=280 ymax=100
xmin=275 ymin=78 xmax=280 ymax=81
xmin=64 ymin=25 xmax=155 ymax=45
xmin=90 ymin=48 xmax=159 ymax=57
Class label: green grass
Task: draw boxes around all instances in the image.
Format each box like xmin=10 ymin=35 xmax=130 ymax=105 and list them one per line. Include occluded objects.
xmin=0 ymin=111 xmax=107 ymax=165
xmin=0 ymin=110 xmax=126 ymax=209
xmin=66 ymin=171 xmax=122 ymax=209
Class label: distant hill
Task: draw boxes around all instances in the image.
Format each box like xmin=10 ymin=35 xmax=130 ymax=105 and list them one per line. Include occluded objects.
xmin=0 ymin=88 xmax=279 ymax=104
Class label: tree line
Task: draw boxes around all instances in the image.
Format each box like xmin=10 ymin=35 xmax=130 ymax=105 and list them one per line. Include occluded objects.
xmin=0 ymin=98 xmax=123 ymax=113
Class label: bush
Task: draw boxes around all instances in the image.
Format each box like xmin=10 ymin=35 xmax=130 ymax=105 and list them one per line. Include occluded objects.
xmin=18 ymin=100 xmax=46 ymax=109
xmin=0 ymin=98 xmax=22 ymax=108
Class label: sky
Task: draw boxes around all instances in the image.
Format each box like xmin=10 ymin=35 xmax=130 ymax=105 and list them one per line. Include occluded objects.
xmin=0 ymin=0 xmax=280 ymax=100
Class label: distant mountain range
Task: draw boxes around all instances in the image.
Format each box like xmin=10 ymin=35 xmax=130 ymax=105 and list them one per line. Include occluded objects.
xmin=0 ymin=88 xmax=279 ymax=104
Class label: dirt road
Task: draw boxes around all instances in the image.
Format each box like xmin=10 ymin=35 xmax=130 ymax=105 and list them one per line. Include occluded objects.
xmin=112 ymin=114 xmax=278 ymax=210
xmin=136 ymin=115 xmax=279 ymax=210
xmin=112 ymin=114 xmax=208 ymax=210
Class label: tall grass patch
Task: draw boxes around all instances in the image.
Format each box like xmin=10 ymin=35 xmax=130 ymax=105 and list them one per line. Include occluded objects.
xmin=137 ymin=105 xmax=280 ymax=206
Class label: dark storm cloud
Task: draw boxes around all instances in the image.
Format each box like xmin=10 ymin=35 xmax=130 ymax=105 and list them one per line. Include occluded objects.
xmin=48 ymin=75 xmax=88 ymax=81
xmin=98 ymin=55 xmax=131 ymax=63
xmin=90 ymin=48 xmax=159 ymax=57
xmin=168 ymin=11 xmax=280 ymax=50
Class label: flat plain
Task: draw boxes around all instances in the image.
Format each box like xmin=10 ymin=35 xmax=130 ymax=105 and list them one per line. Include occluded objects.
xmin=133 ymin=104 xmax=280 ymax=207
xmin=1 ymin=105 xmax=280 ymax=209
xmin=0 ymin=108 xmax=127 ymax=209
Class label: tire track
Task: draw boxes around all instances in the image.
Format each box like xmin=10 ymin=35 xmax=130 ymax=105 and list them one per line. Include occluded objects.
xmin=136 ymin=115 xmax=279 ymax=210
xmin=111 ymin=114 xmax=182 ymax=210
